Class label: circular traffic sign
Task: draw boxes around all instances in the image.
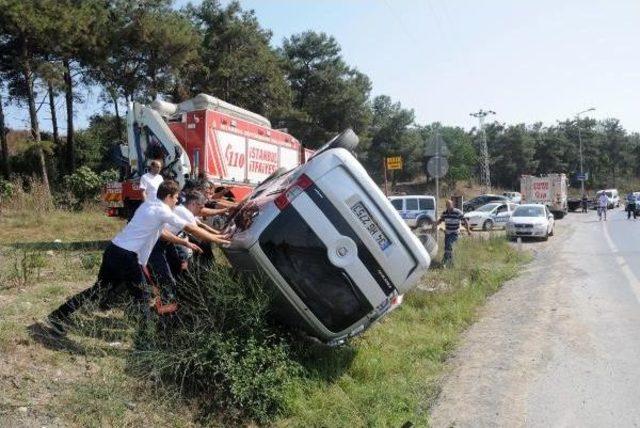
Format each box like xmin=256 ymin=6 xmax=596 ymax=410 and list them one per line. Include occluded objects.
xmin=427 ymin=156 xmax=448 ymax=178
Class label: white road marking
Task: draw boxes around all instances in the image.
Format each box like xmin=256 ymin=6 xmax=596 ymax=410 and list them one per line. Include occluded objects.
xmin=601 ymin=220 xmax=640 ymax=303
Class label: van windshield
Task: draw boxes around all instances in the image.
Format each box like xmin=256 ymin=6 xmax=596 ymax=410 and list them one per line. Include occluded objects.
xmin=259 ymin=208 xmax=373 ymax=333
xmin=605 ymin=191 xmax=613 ymax=197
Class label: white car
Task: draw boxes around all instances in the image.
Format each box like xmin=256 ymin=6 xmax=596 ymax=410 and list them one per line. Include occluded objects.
xmin=222 ymin=130 xmax=430 ymax=345
xmin=506 ymin=204 xmax=555 ymax=240
xmin=503 ymin=191 xmax=522 ymax=204
xmin=596 ymin=189 xmax=620 ymax=209
xmin=464 ymin=202 xmax=518 ymax=230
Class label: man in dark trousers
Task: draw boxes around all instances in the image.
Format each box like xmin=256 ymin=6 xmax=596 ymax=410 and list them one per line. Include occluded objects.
xmin=626 ymin=191 xmax=637 ymax=220
xmin=47 ymin=180 xmax=230 ymax=334
xmin=436 ymin=199 xmax=471 ymax=266
xmin=148 ymin=190 xmax=228 ymax=298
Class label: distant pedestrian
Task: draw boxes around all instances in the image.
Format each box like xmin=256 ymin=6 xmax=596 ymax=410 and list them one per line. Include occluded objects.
xmin=581 ymin=193 xmax=589 ymax=213
xmin=139 ymin=159 xmax=164 ymax=202
xmin=436 ymin=199 xmax=471 ymax=266
xmin=597 ymin=192 xmax=608 ymax=221
xmin=626 ymin=192 xmax=637 ymax=220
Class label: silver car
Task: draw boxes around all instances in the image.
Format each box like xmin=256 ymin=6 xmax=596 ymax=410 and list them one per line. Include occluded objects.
xmin=222 ymin=131 xmax=430 ymax=345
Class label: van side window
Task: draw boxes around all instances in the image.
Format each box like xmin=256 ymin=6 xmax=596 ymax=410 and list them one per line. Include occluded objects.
xmin=406 ymin=198 xmax=419 ymax=211
xmin=391 ymin=199 xmax=403 ymax=210
xmin=419 ymin=198 xmax=434 ymax=210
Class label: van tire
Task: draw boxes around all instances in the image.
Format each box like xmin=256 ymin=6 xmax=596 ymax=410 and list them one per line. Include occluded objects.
xmin=312 ymin=129 xmax=360 ymax=158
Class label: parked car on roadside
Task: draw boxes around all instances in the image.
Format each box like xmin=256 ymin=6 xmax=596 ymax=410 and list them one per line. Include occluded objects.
xmin=388 ymin=195 xmax=436 ymax=228
xmin=502 ymin=191 xmax=522 ymax=204
xmin=222 ymin=130 xmax=431 ymax=346
xmin=464 ymin=202 xmax=518 ymax=231
xmin=463 ymin=194 xmax=509 ymax=212
xmin=506 ymin=204 xmax=555 ymax=241
xmin=595 ymin=189 xmax=620 ymax=209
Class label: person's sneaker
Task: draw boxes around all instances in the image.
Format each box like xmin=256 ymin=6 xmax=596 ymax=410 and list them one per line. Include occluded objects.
xmin=47 ymin=314 xmax=67 ymax=336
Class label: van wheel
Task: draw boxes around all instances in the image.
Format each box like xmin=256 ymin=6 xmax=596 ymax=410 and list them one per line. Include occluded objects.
xmin=312 ymin=129 xmax=360 ymax=158
xmin=483 ymin=219 xmax=494 ymax=231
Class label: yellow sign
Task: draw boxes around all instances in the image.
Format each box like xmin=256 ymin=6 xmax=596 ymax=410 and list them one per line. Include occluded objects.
xmin=386 ymin=156 xmax=403 ymax=170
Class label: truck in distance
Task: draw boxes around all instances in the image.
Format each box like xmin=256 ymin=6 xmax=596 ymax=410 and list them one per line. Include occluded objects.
xmin=520 ymin=174 xmax=568 ymax=219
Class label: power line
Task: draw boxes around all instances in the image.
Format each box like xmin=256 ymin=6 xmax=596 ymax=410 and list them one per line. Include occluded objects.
xmin=470 ymin=109 xmax=496 ymax=193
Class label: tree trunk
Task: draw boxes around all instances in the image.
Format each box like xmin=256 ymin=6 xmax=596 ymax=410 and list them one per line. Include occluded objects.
xmin=47 ymin=81 xmax=60 ymax=151
xmin=112 ymin=94 xmax=123 ymax=140
xmin=24 ymin=65 xmax=51 ymax=194
xmin=0 ymin=91 xmax=10 ymax=178
xmin=63 ymin=58 xmax=75 ymax=173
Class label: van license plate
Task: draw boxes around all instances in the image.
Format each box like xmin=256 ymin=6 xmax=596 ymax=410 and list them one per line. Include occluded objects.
xmin=351 ymin=202 xmax=391 ymax=250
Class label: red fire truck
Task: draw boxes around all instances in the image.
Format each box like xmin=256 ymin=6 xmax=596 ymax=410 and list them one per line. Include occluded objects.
xmin=103 ymin=94 xmax=313 ymax=218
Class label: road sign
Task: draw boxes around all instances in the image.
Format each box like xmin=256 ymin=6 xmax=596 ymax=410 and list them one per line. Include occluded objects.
xmin=427 ymin=156 xmax=448 ymax=178
xmin=576 ymin=173 xmax=589 ymax=181
xmin=386 ymin=156 xmax=403 ymax=170
xmin=424 ymin=134 xmax=449 ymax=157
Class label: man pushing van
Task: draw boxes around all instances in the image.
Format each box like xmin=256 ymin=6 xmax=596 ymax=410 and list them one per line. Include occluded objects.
xmin=47 ymin=180 xmax=230 ymax=334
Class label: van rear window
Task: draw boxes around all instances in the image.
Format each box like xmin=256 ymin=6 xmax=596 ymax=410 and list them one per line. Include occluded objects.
xmin=259 ymin=208 xmax=373 ymax=332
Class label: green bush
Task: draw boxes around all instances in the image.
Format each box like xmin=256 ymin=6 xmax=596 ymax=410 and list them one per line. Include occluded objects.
xmin=0 ymin=179 xmax=14 ymax=202
xmin=99 ymin=169 xmax=119 ymax=184
xmin=62 ymin=167 xmax=119 ymax=208
xmin=129 ymin=264 xmax=301 ymax=424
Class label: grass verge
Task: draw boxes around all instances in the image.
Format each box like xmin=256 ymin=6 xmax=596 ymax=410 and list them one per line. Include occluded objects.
xmin=1 ymin=205 xmax=529 ymax=427
xmin=276 ymin=234 xmax=529 ymax=427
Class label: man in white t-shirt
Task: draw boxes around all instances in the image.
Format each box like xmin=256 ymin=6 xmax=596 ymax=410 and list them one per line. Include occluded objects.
xmin=139 ymin=159 xmax=164 ymax=201
xmin=48 ymin=181 xmax=230 ymax=334
xmin=598 ymin=192 xmax=609 ymax=221
xmin=148 ymin=190 xmax=225 ymax=296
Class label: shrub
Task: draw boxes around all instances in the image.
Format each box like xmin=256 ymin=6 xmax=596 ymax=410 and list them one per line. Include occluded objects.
xmin=0 ymin=179 xmax=14 ymax=201
xmin=1 ymin=176 xmax=53 ymax=213
xmin=63 ymin=166 xmax=102 ymax=205
xmin=62 ymin=167 xmax=119 ymax=208
xmin=129 ymin=263 xmax=301 ymax=424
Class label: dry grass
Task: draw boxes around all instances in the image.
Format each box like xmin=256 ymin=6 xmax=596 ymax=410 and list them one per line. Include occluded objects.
xmin=0 ymin=208 xmax=123 ymax=246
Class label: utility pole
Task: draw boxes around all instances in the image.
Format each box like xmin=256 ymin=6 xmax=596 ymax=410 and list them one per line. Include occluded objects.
xmin=470 ymin=109 xmax=495 ymax=193
xmin=575 ymin=107 xmax=596 ymax=196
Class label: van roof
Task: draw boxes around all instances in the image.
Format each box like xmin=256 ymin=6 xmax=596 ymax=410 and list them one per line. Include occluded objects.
xmin=388 ymin=195 xmax=435 ymax=199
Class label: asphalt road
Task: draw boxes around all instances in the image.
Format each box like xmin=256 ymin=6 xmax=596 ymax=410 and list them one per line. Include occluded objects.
xmin=430 ymin=208 xmax=640 ymax=428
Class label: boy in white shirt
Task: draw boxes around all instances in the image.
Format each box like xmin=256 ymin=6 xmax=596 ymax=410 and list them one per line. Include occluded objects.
xmin=48 ymin=181 xmax=230 ymax=334
xmin=139 ymin=159 xmax=164 ymax=201
xmin=148 ymin=190 xmax=224 ymax=296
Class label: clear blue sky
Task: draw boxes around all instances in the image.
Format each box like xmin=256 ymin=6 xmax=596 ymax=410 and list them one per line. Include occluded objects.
xmin=5 ymin=0 xmax=640 ymax=133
